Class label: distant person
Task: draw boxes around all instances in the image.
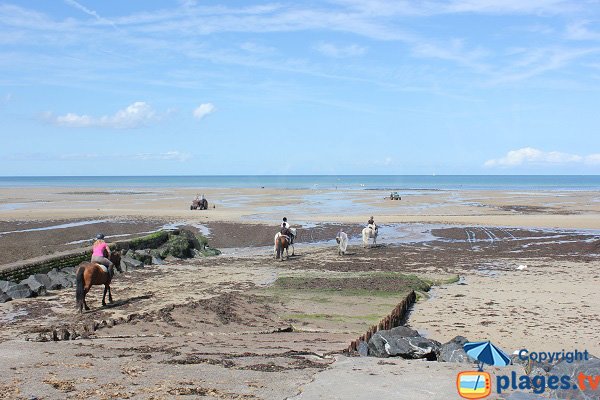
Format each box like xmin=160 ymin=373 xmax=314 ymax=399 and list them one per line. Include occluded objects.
xmin=91 ymin=233 xmax=114 ymax=274
xmin=367 ymin=216 xmax=375 ymax=227
xmin=280 ymin=217 xmax=295 ymax=244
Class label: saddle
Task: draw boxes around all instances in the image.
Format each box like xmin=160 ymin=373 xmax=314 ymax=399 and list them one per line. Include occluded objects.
xmin=93 ymin=262 xmax=114 ymax=278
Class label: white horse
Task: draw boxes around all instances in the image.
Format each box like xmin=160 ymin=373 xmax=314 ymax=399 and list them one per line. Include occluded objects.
xmin=336 ymin=230 xmax=348 ymax=255
xmin=362 ymin=224 xmax=378 ymax=248
xmin=274 ymin=227 xmax=296 ymax=258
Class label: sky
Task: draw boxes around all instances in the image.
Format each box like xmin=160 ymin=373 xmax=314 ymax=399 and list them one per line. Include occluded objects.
xmin=1 ymin=0 xmax=600 ymax=176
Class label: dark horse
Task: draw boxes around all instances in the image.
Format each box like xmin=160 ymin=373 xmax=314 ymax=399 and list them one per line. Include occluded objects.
xmin=75 ymin=252 xmax=121 ymax=313
xmin=275 ymin=234 xmax=290 ymax=261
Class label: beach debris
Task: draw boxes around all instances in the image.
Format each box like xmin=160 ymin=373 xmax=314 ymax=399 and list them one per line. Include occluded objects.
xmin=516 ymin=264 xmax=527 ymax=270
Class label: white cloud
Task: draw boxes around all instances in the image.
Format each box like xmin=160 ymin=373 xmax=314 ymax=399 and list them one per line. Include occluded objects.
xmin=2 ymin=93 xmax=12 ymax=105
xmin=44 ymin=102 xmax=159 ymax=129
xmin=240 ymin=42 xmax=275 ymax=54
xmin=134 ymin=151 xmax=191 ymax=162
xmin=566 ymin=20 xmax=600 ymax=41
xmin=193 ymin=103 xmax=216 ymax=120
xmin=6 ymin=150 xmax=191 ymax=162
xmin=484 ymin=147 xmax=600 ymax=167
xmin=314 ymin=42 xmax=367 ymax=58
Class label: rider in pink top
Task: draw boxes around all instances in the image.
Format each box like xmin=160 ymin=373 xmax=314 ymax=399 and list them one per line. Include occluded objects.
xmin=91 ymin=234 xmax=114 ymax=273
xmin=92 ymin=241 xmax=109 ymax=257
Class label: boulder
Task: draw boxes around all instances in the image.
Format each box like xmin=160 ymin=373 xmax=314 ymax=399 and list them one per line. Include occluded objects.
xmin=368 ymin=326 xmax=440 ymax=359
xmin=157 ymin=234 xmax=194 ymax=259
xmin=0 ymin=280 xmax=14 ymax=292
xmin=200 ymin=246 xmax=221 ymax=257
xmin=0 ymin=290 xmax=11 ymax=303
xmin=131 ymin=249 xmax=153 ymax=265
xmin=27 ymin=274 xmax=57 ymax=290
xmin=437 ymin=335 xmax=475 ymax=363
xmin=19 ymin=276 xmax=48 ymax=297
xmin=151 ymin=256 xmax=164 ymax=265
xmin=357 ymin=341 xmax=369 ymax=357
xmin=0 ymin=280 xmax=33 ymax=299
xmin=547 ymin=356 xmax=600 ymax=400
xmin=47 ymin=268 xmax=73 ymax=289
xmin=61 ymin=267 xmax=76 ymax=275
xmin=120 ymin=256 xmax=144 ymax=272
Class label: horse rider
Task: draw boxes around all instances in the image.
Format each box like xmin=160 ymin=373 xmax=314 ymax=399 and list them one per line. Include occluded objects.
xmin=367 ymin=216 xmax=378 ymax=232
xmin=91 ymin=233 xmax=114 ymax=276
xmin=280 ymin=217 xmax=295 ymax=244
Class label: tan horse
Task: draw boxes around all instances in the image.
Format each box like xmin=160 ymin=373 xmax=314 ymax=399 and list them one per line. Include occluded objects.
xmin=75 ymin=252 xmax=121 ymax=313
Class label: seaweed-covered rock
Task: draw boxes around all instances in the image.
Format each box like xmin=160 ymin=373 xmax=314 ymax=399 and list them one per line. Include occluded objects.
xmin=131 ymin=249 xmax=153 ymax=265
xmin=157 ymin=234 xmax=194 ymax=259
xmin=193 ymin=247 xmax=222 ymax=257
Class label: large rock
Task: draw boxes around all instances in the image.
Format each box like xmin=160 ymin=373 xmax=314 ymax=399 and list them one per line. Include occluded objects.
xmin=26 ymin=273 xmax=58 ymax=290
xmin=131 ymin=249 xmax=153 ymax=265
xmin=19 ymin=276 xmax=48 ymax=296
xmin=120 ymin=256 xmax=144 ymax=272
xmin=157 ymin=234 xmax=194 ymax=259
xmin=61 ymin=267 xmax=76 ymax=275
xmin=0 ymin=280 xmax=33 ymax=299
xmin=437 ymin=335 xmax=475 ymax=363
xmin=368 ymin=326 xmax=440 ymax=359
xmin=47 ymin=268 xmax=73 ymax=289
xmin=547 ymin=356 xmax=600 ymax=399
xmin=0 ymin=290 xmax=11 ymax=303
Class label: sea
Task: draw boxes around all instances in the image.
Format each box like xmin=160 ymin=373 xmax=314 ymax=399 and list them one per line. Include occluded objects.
xmin=0 ymin=175 xmax=599 ymax=191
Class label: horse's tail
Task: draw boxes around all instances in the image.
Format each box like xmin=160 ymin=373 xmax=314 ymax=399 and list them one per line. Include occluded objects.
xmin=75 ymin=266 xmax=85 ymax=307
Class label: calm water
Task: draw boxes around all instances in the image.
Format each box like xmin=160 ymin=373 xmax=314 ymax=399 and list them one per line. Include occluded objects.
xmin=0 ymin=175 xmax=599 ymax=190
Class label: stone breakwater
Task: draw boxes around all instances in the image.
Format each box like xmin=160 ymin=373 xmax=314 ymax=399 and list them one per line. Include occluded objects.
xmin=0 ymin=228 xmax=220 ymax=303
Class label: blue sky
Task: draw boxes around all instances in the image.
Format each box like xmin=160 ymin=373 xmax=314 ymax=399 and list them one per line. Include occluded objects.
xmin=1 ymin=0 xmax=600 ymax=175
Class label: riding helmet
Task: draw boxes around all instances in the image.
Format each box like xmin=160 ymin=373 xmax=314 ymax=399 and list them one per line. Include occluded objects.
xmin=95 ymin=233 xmax=105 ymax=240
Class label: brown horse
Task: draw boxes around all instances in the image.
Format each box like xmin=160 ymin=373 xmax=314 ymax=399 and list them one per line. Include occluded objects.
xmin=275 ymin=234 xmax=290 ymax=261
xmin=75 ymin=252 xmax=121 ymax=313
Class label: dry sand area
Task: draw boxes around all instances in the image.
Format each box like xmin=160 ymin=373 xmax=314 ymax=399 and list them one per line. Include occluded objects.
xmin=0 ymin=187 xmax=599 ymax=399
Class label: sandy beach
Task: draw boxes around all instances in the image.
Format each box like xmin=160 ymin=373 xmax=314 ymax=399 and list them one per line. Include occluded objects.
xmin=0 ymin=186 xmax=599 ymax=399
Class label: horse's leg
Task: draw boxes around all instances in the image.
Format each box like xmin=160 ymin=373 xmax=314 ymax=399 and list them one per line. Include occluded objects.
xmin=83 ymin=286 xmax=91 ymax=311
xmin=276 ymin=239 xmax=281 ymax=261
xmin=107 ymin=283 xmax=113 ymax=303
xmin=102 ymin=285 xmax=108 ymax=306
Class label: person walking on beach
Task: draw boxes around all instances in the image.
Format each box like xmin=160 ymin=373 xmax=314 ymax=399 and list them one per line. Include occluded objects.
xmin=91 ymin=234 xmax=114 ymax=275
